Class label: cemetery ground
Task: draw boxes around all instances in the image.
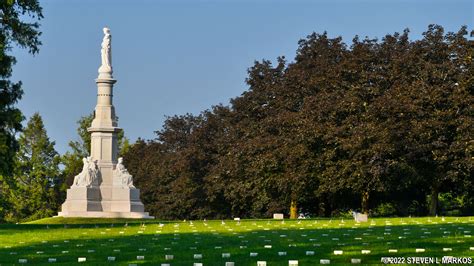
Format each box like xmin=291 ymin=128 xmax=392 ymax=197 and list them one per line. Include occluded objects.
xmin=0 ymin=217 xmax=473 ymax=265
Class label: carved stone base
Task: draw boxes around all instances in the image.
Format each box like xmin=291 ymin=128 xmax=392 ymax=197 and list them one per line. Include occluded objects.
xmin=59 ymin=187 xmax=102 ymax=212
xmin=59 ymin=186 xmax=153 ymax=219
xmin=57 ymin=211 xmax=153 ymax=219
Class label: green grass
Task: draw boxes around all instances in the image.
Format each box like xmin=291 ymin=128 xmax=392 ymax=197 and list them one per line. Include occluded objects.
xmin=0 ymin=217 xmax=473 ymax=265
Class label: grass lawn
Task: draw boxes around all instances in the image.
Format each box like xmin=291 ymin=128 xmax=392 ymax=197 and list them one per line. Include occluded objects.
xmin=0 ymin=216 xmax=473 ymax=265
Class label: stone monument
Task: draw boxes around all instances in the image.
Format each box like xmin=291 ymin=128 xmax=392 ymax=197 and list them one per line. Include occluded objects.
xmin=58 ymin=27 xmax=153 ymax=218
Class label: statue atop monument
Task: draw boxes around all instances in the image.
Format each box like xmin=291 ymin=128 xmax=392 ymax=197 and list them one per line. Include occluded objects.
xmin=114 ymin=157 xmax=135 ymax=188
xmin=99 ymin=27 xmax=112 ymax=76
xmin=73 ymin=156 xmax=100 ymax=187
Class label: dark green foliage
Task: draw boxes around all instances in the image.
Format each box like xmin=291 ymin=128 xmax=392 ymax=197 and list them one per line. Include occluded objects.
xmin=0 ymin=0 xmax=43 ymax=222
xmin=4 ymin=113 xmax=60 ymax=222
xmin=125 ymin=25 xmax=473 ymax=219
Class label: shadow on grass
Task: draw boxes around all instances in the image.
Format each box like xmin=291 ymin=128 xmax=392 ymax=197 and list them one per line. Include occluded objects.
xmin=0 ymin=219 xmax=472 ymax=265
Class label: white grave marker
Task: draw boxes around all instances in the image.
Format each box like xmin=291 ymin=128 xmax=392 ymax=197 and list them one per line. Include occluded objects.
xmin=351 ymin=258 xmax=361 ymax=264
xmin=288 ymin=260 xmax=298 ymax=266
xmin=320 ymin=259 xmax=330 ymax=264
xmin=273 ymin=213 xmax=284 ymax=219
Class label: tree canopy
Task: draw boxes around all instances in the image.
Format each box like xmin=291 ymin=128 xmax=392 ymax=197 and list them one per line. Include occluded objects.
xmin=125 ymin=25 xmax=473 ymax=219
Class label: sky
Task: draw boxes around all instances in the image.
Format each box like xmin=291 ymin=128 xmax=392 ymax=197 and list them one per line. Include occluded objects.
xmin=12 ymin=0 xmax=473 ymax=155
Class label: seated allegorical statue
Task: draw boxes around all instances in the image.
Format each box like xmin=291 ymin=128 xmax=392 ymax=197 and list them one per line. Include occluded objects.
xmin=114 ymin=157 xmax=135 ymax=188
xmin=73 ymin=156 xmax=100 ymax=187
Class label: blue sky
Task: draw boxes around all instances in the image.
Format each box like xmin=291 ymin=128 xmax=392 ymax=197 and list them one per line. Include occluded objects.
xmin=12 ymin=0 xmax=473 ymax=154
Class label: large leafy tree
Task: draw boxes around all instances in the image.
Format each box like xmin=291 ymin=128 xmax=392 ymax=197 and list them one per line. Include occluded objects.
xmin=125 ymin=25 xmax=473 ymax=219
xmin=0 ymin=0 xmax=43 ymax=221
xmin=6 ymin=113 xmax=60 ymax=222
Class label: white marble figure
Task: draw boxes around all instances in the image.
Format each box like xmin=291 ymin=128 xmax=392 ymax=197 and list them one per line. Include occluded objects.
xmin=114 ymin=157 xmax=135 ymax=188
xmin=100 ymin=27 xmax=112 ymax=71
xmin=73 ymin=156 xmax=100 ymax=187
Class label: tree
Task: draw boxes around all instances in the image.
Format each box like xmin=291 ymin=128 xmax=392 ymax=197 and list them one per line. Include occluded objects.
xmin=5 ymin=113 xmax=60 ymax=221
xmin=0 ymin=0 xmax=43 ymax=221
xmin=123 ymin=25 xmax=473 ymax=219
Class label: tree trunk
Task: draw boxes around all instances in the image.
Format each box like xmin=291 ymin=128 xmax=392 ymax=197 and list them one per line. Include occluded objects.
xmin=361 ymin=191 xmax=369 ymax=214
xmin=429 ymin=186 xmax=439 ymax=216
xmin=290 ymin=200 xmax=297 ymax=219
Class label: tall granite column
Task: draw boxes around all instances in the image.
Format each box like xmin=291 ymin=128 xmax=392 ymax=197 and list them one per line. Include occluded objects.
xmin=58 ymin=27 xmax=152 ymax=218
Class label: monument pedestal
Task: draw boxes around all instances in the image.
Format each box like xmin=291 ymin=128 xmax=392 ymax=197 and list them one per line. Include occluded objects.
xmin=59 ymin=186 xmax=153 ymax=218
xmin=58 ymin=27 xmax=153 ymax=219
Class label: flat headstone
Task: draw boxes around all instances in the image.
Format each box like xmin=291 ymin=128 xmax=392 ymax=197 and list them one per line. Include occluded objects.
xmin=273 ymin=213 xmax=284 ymax=219
xmin=108 ymin=257 xmax=116 ymax=261
xmin=19 ymin=259 xmax=28 ymax=264
xmin=443 ymin=248 xmax=452 ymax=251
xmin=306 ymin=251 xmax=315 ymax=255
xmin=194 ymin=254 xmax=203 ymax=259
xmin=62 ymin=251 xmax=69 ymax=254
xmin=165 ymin=254 xmax=174 ymax=260
xmin=257 ymin=261 xmax=267 ymax=266
xmin=288 ymin=260 xmax=298 ymax=266
xmin=388 ymin=249 xmax=398 ymax=253
xmin=193 ymin=263 xmax=203 ymax=266
xmin=113 ymin=249 xmax=120 ymax=252
xmin=222 ymin=253 xmax=230 ymax=258
xmin=470 ymin=247 xmax=474 ymax=250
xmin=361 ymin=250 xmax=371 ymax=254
xmin=225 ymin=262 xmax=235 ymax=266
xmin=250 ymin=252 xmax=258 ymax=257
xmin=264 ymin=245 xmax=272 ymax=248
xmin=78 ymin=257 xmax=86 ymax=262
xmin=351 ymin=258 xmax=361 ymax=264
xmin=137 ymin=255 xmax=144 ymax=260
xmin=48 ymin=258 xmax=57 ymax=263
xmin=320 ymin=259 xmax=330 ymax=264
xmin=278 ymin=251 xmax=287 ymax=256
xmin=333 ymin=250 xmax=343 ymax=255
xmin=160 ymin=264 xmax=170 ymax=266
xmin=415 ymin=248 xmax=425 ymax=253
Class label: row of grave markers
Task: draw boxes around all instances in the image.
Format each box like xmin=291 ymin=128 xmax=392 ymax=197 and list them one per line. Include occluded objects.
xmin=15 ymin=246 xmax=474 ymax=265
